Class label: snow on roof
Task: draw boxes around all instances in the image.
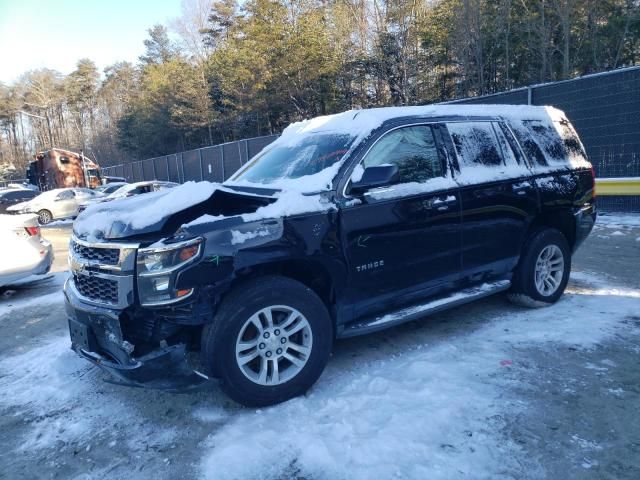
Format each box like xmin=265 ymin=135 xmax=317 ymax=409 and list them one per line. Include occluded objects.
xmin=276 ymin=105 xmax=564 ymax=146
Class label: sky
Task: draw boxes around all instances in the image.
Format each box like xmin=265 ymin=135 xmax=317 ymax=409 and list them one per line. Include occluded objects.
xmin=0 ymin=0 xmax=183 ymax=84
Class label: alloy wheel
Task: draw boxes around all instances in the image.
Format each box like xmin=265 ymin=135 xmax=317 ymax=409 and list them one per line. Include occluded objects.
xmin=534 ymin=244 xmax=564 ymax=296
xmin=235 ymin=305 xmax=313 ymax=386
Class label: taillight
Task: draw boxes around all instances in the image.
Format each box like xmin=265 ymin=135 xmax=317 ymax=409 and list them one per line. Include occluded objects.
xmin=590 ymin=165 xmax=596 ymax=199
xmin=24 ymin=226 xmax=40 ymax=237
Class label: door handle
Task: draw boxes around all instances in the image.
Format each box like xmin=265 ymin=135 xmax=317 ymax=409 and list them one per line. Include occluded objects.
xmin=424 ymin=195 xmax=457 ymax=211
xmin=512 ymin=181 xmax=532 ymax=194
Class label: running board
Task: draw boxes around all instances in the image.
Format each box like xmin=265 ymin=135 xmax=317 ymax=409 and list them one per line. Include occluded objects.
xmin=339 ymin=280 xmax=511 ymax=338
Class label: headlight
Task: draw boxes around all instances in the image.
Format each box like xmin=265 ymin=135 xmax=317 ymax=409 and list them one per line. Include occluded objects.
xmin=139 ymin=241 xmax=201 ymax=274
xmin=136 ymin=238 xmax=202 ymax=306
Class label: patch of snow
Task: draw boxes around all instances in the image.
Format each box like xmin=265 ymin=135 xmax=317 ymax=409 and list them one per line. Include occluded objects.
xmin=74 ymin=181 xmax=228 ymax=239
xmin=230 ymin=228 xmax=271 ymax=245
xmin=596 ymin=214 xmax=640 ymax=229
xmin=610 ymin=230 xmax=625 ymax=236
xmin=367 ymin=176 xmax=457 ymax=200
xmin=350 ymin=163 xmax=365 ymax=183
xmin=368 ymin=280 xmax=510 ymax=327
xmin=240 ymin=191 xmax=335 ymax=223
xmin=0 ymin=334 xmax=178 ymax=452
xmin=199 ymin=272 xmax=639 ymax=480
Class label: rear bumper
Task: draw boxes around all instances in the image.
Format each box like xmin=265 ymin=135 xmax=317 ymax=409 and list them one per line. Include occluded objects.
xmin=573 ymin=204 xmax=597 ymax=252
xmin=64 ymin=279 xmax=207 ymax=391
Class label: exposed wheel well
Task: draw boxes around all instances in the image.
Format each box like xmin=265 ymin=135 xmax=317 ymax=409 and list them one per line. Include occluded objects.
xmin=527 ymin=210 xmax=576 ymax=249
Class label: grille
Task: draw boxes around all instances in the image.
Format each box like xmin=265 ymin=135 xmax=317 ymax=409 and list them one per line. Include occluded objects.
xmin=73 ymin=274 xmax=119 ymax=304
xmin=71 ymin=241 xmax=120 ymax=265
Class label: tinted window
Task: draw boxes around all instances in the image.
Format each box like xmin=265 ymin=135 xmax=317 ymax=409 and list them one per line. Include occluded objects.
xmin=102 ymin=184 xmax=123 ymax=194
xmin=363 ymin=126 xmax=442 ymax=183
xmin=57 ymin=190 xmax=75 ymax=200
xmin=510 ymin=118 xmax=585 ymax=167
xmin=447 ymin=122 xmax=504 ymax=167
xmin=2 ymin=191 xmax=22 ymax=201
xmin=231 ymin=134 xmax=354 ymax=185
xmin=492 ymin=123 xmax=519 ymax=165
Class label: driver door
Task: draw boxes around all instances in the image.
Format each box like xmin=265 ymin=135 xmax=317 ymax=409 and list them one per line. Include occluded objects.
xmin=340 ymin=124 xmax=462 ymax=320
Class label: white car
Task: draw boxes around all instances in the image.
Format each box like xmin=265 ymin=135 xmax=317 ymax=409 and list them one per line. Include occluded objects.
xmin=7 ymin=187 xmax=103 ymax=225
xmin=0 ymin=214 xmax=54 ymax=287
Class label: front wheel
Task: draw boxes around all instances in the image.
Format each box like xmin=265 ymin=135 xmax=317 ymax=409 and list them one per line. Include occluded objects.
xmin=201 ymin=276 xmax=333 ymax=407
xmin=37 ymin=209 xmax=53 ymax=225
xmin=508 ymin=228 xmax=571 ymax=307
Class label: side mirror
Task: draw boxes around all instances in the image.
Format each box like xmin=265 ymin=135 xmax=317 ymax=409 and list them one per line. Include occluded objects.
xmin=350 ymin=165 xmax=399 ymax=195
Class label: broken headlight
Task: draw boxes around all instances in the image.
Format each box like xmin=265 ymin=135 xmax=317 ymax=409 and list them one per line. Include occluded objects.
xmin=136 ymin=238 xmax=202 ymax=306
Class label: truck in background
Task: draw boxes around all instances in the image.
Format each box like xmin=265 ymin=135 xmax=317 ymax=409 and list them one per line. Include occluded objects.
xmin=27 ymin=148 xmax=102 ymax=191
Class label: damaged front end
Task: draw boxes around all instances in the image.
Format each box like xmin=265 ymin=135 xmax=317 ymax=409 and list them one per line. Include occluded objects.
xmin=65 ymin=236 xmax=213 ymax=390
xmin=65 ymin=185 xmax=286 ymax=390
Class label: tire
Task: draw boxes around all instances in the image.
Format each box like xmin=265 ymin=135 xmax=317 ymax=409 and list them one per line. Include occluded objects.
xmin=508 ymin=228 xmax=571 ymax=308
xmin=37 ymin=209 xmax=53 ymax=225
xmin=201 ymin=276 xmax=333 ymax=407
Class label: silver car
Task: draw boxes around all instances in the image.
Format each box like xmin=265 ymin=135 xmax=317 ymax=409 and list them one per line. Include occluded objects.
xmin=7 ymin=188 xmax=103 ymax=225
xmin=0 ymin=214 xmax=54 ymax=287
xmin=78 ymin=181 xmax=178 ymax=213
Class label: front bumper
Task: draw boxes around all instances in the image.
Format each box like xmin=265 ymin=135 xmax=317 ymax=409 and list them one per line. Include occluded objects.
xmin=64 ymin=278 xmax=208 ymax=391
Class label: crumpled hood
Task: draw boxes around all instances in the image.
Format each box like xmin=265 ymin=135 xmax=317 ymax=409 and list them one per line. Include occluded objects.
xmin=73 ymin=182 xmax=276 ymax=241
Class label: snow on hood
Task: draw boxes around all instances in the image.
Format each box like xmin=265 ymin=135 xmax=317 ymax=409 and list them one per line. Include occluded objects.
xmin=74 ymin=180 xmax=333 ymax=241
xmin=183 ymin=189 xmax=334 ymax=229
xmin=74 ymin=182 xmax=225 ymax=240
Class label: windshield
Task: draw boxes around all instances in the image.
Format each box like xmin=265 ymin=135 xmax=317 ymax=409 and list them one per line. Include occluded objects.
xmin=108 ymin=184 xmax=135 ymax=198
xmin=229 ymin=133 xmax=354 ymax=186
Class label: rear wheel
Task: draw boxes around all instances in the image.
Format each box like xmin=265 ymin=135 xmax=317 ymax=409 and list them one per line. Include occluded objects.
xmin=37 ymin=209 xmax=52 ymax=225
xmin=508 ymin=228 xmax=571 ymax=307
xmin=201 ymin=276 xmax=333 ymax=407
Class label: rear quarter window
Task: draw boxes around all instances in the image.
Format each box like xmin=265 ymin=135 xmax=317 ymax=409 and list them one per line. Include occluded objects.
xmin=510 ymin=117 xmax=588 ymax=168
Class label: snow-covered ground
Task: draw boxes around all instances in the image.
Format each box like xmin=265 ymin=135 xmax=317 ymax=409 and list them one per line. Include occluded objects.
xmin=0 ymin=216 xmax=639 ymax=479
xmin=1 ymin=269 xmax=639 ymax=479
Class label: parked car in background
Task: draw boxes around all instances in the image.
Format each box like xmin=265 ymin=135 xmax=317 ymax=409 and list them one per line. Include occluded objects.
xmin=0 ymin=214 xmax=53 ymax=287
xmin=77 ymin=181 xmax=178 ymax=214
xmin=0 ymin=189 xmax=40 ymax=213
xmin=95 ymin=182 xmax=128 ymax=195
xmin=102 ymin=175 xmax=127 ymax=184
xmin=7 ymin=188 xmax=103 ymax=224
xmin=65 ymin=105 xmax=595 ymax=407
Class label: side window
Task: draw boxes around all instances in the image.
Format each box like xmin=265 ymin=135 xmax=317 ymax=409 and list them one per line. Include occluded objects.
xmin=511 ymin=118 xmax=585 ymax=167
xmin=362 ymin=126 xmax=443 ymax=184
xmin=492 ymin=123 xmax=519 ymax=166
xmin=17 ymin=191 xmax=36 ymax=201
xmin=446 ymin=122 xmax=504 ymax=167
xmin=57 ymin=190 xmax=75 ymax=200
xmin=4 ymin=191 xmax=20 ymax=201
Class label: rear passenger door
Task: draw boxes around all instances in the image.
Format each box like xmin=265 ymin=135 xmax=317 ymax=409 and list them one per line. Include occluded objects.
xmin=444 ymin=121 xmax=537 ymax=280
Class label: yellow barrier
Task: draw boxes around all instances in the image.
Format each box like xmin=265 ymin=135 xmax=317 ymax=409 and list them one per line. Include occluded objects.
xmin=595 ymin=177 xmax=640 ymax=196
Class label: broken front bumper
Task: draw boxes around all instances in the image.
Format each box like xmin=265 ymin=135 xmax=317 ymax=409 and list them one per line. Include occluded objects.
xmin=64 ymin=278 xmax=207 ymax=391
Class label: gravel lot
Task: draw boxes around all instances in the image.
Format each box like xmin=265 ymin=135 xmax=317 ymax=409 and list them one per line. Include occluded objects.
xmin=0 ymin=215 xmax=639 ymax=480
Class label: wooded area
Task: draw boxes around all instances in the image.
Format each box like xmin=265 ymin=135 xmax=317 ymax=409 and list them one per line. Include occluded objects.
xmin=1 ymin=0 xmax=638 ymax=177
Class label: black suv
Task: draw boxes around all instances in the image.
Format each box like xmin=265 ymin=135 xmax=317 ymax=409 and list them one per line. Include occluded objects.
xmin=65 ymin=105 xmax=596 ymax=406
